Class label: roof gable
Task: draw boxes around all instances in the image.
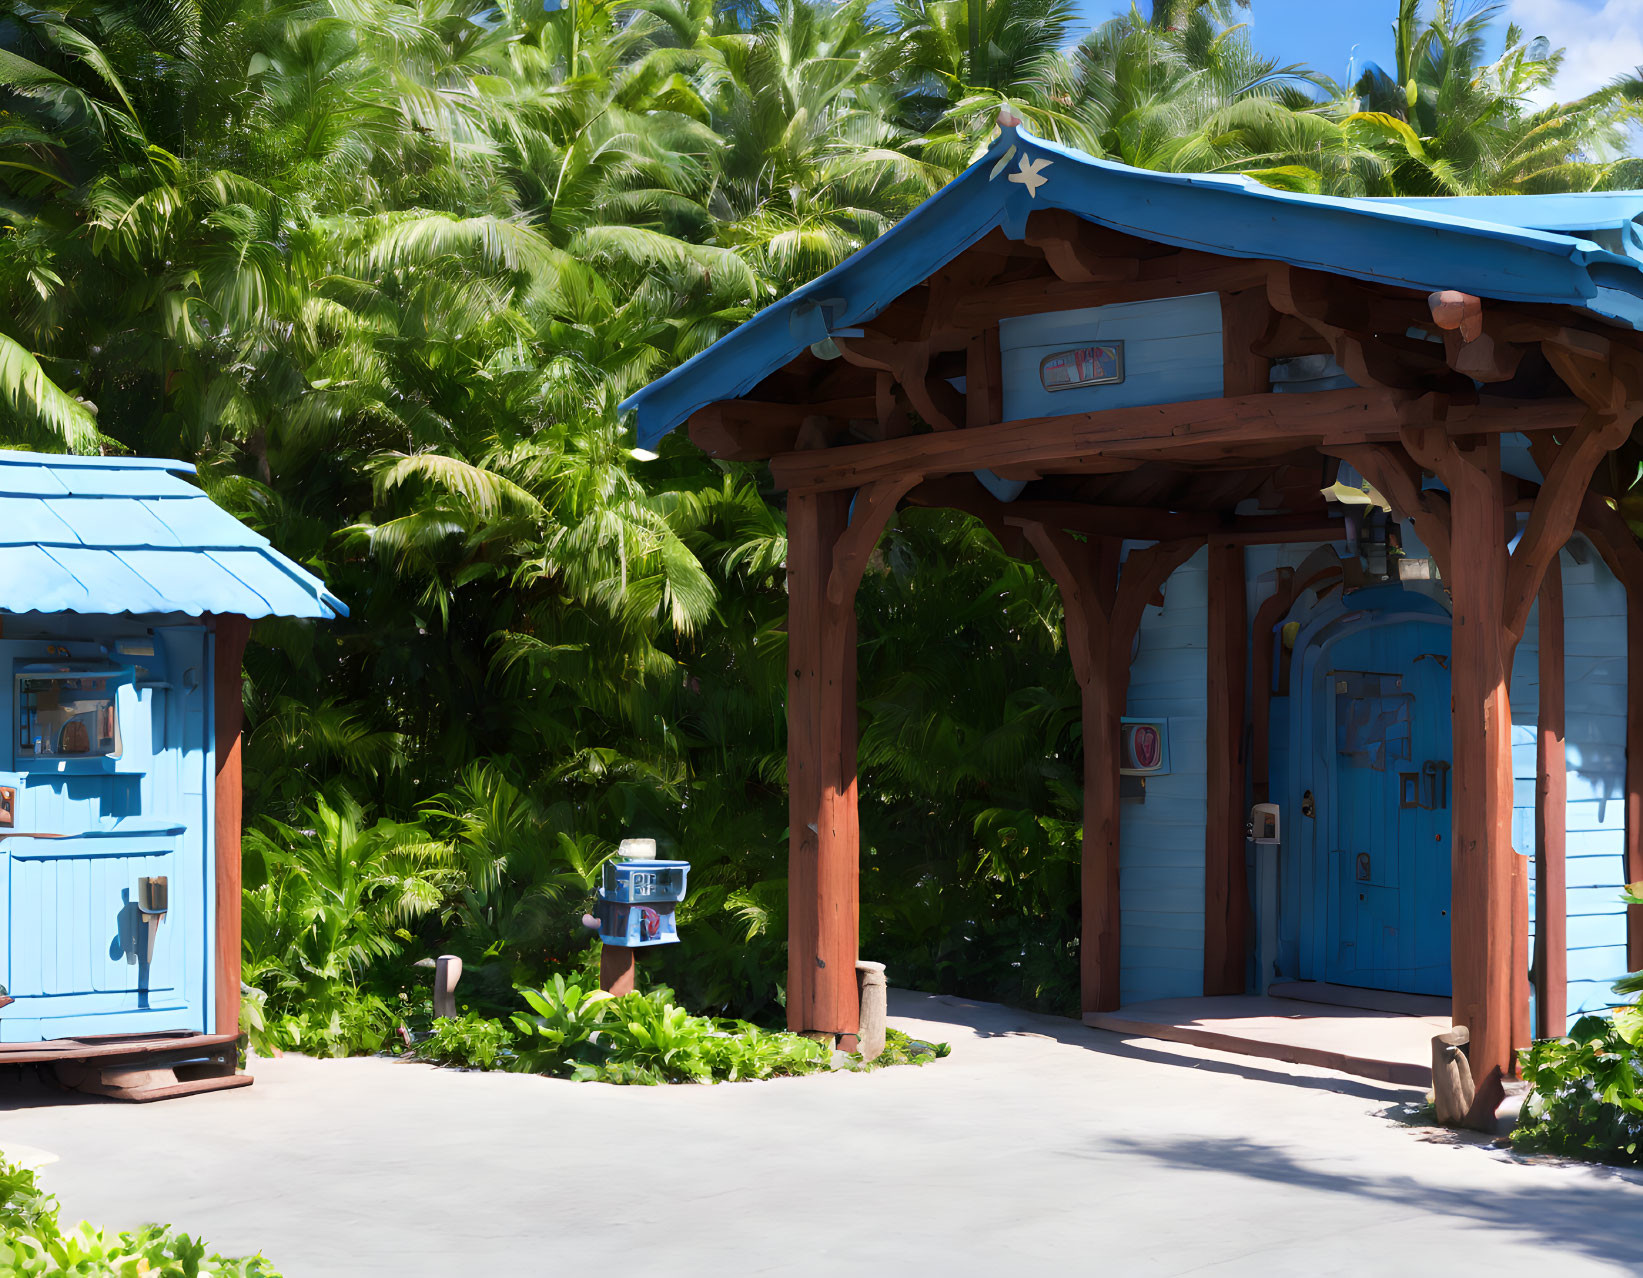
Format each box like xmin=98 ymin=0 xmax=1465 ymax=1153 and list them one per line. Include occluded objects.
xmin=0 ymin=450 xmax=346 ymax=620
xmin=622 ymin=119 xmax=1643 ymax=448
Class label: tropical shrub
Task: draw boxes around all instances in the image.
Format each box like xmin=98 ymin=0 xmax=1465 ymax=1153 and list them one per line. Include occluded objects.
xmin=0 ymin=1159 xmax=280 ymax=1277
xmin=1512 ymin=885 xmax=1643 ymax=1163
xmin=407 ymin=1010 xmax=517 ymax=1071
xmin=510 ymin=975 xmax=835 ymax=1083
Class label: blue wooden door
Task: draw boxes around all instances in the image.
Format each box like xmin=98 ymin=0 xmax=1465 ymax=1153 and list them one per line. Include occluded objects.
xmin=1321 ymin=622 xmax=1452 ymax=995
xmin=0 ymin=626 xmax=213 ymax=1042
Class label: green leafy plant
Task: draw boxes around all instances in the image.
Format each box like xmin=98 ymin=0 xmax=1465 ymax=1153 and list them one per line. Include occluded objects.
xmin=411 ymin=1011 xmax=517 ymax=1070
xmin=0 ymin=1158 xmax=281 ymax=1276
xmin=510 ymin=980 xmax=833 ymax=1083
xmin=1511 ymin=884 xmax=1643 ymax=1163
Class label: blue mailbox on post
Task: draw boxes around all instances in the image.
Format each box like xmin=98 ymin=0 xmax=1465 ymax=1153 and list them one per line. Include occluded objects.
xmin=594 ymin=858 xmax=690 ymax=948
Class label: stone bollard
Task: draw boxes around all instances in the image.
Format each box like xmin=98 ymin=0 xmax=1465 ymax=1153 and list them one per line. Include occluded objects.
xmin=433 ymin=954 xmax=464 ymax=1019
xmin=1432 ymin=1025 xmax=1476 ymax=1126
xmin=856 ymin=961 xmax=887 ymax=1060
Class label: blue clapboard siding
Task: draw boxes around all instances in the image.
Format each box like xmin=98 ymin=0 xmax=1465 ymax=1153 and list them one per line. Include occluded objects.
xmin=1516 ymin=543 xmax=1631 ymax=1030
xmin=0 ymin=612 xmax=214 ymax=1041
xmin=998 ymin=293 xmax=1224 ymax=424
xmin=1119 ymin=546 xmax=1209 ymax=1004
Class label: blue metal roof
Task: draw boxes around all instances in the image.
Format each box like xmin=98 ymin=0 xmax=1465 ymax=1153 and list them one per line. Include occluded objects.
xmin=0 ymin=450 xmax=346 ymax=620
xmin=622 ymin=120 xmax=1643 ymax=448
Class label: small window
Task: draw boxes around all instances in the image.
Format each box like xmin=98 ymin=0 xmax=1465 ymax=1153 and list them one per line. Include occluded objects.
xmin=15 ymin=662 xmax=131 ymax=766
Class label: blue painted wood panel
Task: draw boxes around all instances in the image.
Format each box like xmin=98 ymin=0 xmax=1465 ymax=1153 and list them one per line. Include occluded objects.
xmin=999 ymin=293 xmax=1224 ymax=424
xmin=1118 ymin=547 xmax=1208 ymax=1004
xmin=1317 ymin=621 xmax=1452 ymax=995
xmin=0 ymin=614 xmax=212 ymax=1041
xmin=1512 ymin=541 xmax=1629 ymax=1031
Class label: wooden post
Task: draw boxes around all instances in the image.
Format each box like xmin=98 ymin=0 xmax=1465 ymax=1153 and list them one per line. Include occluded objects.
xmin=600 ymin=946 xmax=637 ymax=997
xmin=213 ymin=614 xmax=251 ymax=1039
xmin=787 ymin=489 xmax=857 ymax=1037
xmin=1534 ymin=556 xmax=1568 ymax=1039
xmin=1438 ymin=436 xmax=1517 ymax=1103
xmin=433 ymin=954 xmax=464 ymax=1018
xmin=785 ymin=476 xmax=923 ymax=1040
xmin=1204 ymin=539 xmax=1249 ymax=996
xmin=1016 ymin=523 xmax=1202 ymax=1014
xmin=855 ymin=960 xmax=888 ymax=1060
xmin=1250 ymin=568 xmax=1296 ymax=806
xmin=1432 ymin=1026 xmax=1478 ymax=1126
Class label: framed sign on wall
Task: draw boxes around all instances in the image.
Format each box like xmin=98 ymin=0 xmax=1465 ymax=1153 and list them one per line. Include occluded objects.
xmin=1039 ymin=341 xmax=1124 ymax=391
xmin=1119 ymin=718 xmax=1170 ymax=776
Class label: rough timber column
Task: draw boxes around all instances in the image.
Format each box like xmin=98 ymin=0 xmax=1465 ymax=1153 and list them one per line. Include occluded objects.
xmin=786 ymin=476 xmax=920 ymax=1042
xmin=214 ymin=613 xmax=252 ymax=1039
xmin=1534 ymin=557 xmax=1568 ymax=1039
xmin=1017 ymin=522 xmax=1202 ymax=1015
xmin=1437 ymin=435 xmax=1517 ymax=1098
xmin=787 ymin=489 xmax=860 ymax=1040
xmin=1204 ymin=539 xmax=1249 ymax=996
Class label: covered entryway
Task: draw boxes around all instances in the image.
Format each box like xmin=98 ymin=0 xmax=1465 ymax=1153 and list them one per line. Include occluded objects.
xmin=620 ymin=113 xmax=1643 ymax=1115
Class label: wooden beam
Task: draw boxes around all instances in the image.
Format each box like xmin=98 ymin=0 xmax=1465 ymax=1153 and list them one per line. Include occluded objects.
xmin=951 ymin=256 xmax=1270 ymax=327
xmin=769 ymin=386 xmax=1585 ymax=492
xmin=213 ymin=614 xmax=251 ymax=1039
xmin=825 ymin=474 xmax=922 ymax=605
xmin=966 ymin=326 xmax=1002 ymax=430
xmin=1534 ymin=553 xmax=1568 ymax=1039
xmin=1250 ymin=568 xmax=1297 ymax=805
xmin=688 ymin=397 xmax=877 ymax=459
xmin=1023 ymin=209 xmax=1142 ymax=284
xmin=1504 ymin=410 xmax=1634 ymax=643
xmin=1330 ymin=443 xmax=1453 ymax=579
xmin=837 ymin=337 xmax=965 ymax=432
xmin=1204 ymin=539 xmax=1249 ymax=996
xmin=1222 ymin=289 xmax=1273 ymax=399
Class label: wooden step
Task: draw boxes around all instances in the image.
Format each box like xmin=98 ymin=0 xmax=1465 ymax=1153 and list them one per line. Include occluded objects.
xmin=1267 ymin=981 xmax=1452 ymax=1019
xmin=52 ymin=1055 xmax=253 ymax=1102
xmin=0 ymin=1031 xmax=237 ymax=1065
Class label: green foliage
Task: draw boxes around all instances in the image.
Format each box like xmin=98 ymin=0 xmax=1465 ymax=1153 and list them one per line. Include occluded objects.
xmin=1512 ymin=1014 xmax=1643 ymax=1163
xmin=1510 ymin=882 xmax=1643 ymax=1163
xmin=0 ymin=1158 xmax=280 ymax=1276
xmin=511 ymin=976 xmax=830 ymax=1083
xmin=867 ymin=1026 xmax=952 ymax=1069
xmin=409 ymin=1010 xmax=518 ymax=1071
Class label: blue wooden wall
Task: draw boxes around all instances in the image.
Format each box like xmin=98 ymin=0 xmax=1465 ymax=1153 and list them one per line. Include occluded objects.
xmin=1514 ymin=542 xmax=1632 ymax=1029
xmin=0 ymin=611 xmax=214 ymax=1042
xmin=999 ymin=293 xmax=1224 ymax=423
xmin=1118 ymin=546 xmax=1209 ymax=1004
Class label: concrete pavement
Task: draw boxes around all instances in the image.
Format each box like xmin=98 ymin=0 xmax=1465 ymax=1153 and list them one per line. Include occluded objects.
xmin=5 ymin=990 xmax=1643 ymax=1276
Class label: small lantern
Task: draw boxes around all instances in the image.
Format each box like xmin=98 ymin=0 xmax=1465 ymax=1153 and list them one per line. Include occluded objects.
xmin=593 ymin=854 xmax=691 ymax=948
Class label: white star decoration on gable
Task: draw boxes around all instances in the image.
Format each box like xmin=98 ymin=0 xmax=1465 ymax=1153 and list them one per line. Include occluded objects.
xmin=1009 ymin=154 xmax=1052 ymax=198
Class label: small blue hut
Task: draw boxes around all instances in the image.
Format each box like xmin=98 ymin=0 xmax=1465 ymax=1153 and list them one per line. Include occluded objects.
xmin=0 ymin=449 xmax=342 ymax=1100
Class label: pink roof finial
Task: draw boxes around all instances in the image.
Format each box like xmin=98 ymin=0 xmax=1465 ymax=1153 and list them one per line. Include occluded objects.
xmin=996 ymin=105 xmax=1022 ymax=130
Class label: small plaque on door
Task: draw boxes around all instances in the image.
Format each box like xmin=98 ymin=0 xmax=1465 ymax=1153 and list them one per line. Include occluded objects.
xmin=1355 ymin=853 xmax=1372 ymax=882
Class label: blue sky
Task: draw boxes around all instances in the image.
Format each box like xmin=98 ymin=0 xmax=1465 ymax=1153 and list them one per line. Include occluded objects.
xmin=1072 ymin=1 xmax=1639 ymax=100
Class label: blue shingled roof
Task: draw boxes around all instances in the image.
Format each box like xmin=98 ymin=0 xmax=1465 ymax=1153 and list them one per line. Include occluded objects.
xmin=0 ymin=450 xmax=346 ymax=620
xmin=621 ymin=120 xmax=1643 ymax=448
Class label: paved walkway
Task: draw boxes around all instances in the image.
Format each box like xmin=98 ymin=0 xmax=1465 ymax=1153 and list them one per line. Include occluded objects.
xmin=5 ymin=991 xmax=1643 ymax=1276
